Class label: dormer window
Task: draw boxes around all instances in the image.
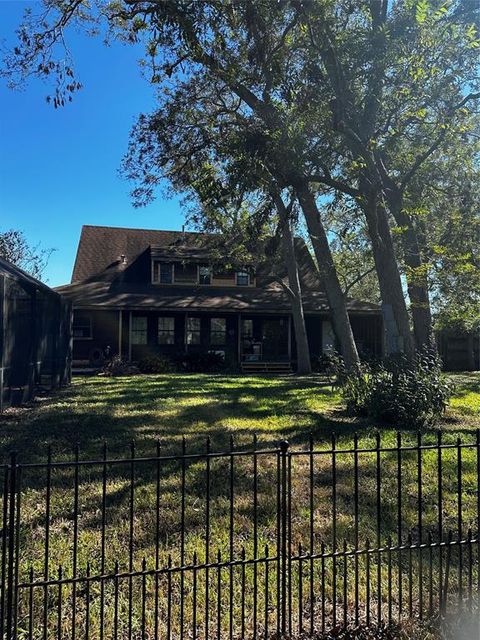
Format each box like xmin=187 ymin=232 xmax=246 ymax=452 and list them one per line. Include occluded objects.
xmin=153 ymin=261 xmax=173 ymax=284
xmin=198 ymin=265 xmax=211 ymax=285
xmin=236 ymin=270 xmax=250 ymax=286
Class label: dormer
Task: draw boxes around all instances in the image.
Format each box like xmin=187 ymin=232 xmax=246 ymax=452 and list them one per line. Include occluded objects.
xmin=150 ymin=246 xmax=255 ymax=287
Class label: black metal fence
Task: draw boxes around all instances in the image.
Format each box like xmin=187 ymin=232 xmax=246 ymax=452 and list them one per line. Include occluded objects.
xmin=1 ymin=431 xmax=480 ymax=638
xmin=0 ymin=257 xmax=72 ymax=411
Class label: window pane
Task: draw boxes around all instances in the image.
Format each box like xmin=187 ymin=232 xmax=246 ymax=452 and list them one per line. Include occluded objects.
xmin=73 ymin=315 xmax=92 ymax=339
xmin=187 ymin=318 xmax=201 ymax=331
xmin=186 ymin=317 xmax=201 ymax=344
xmin=158 ymin=263 xmax=173 ymax=284
xmin=236 ymin=271 xmax=250 ymax=286
xmin=158 ymin=317 xmax=175 ymax=345
xmin=210 ymin=318 xmax=226 ymax=345
xmin=158 ymin=317 xmax=174 ymax=331
xmin=132 ymin=317 xmax=148 ymax=345
xmin=199 ymin=266 xmax=211 ymax=285
xmin=242 ymin=319 xmax=253 ymax=337
xmin=211 ymin=318 xmax=226 ymax=332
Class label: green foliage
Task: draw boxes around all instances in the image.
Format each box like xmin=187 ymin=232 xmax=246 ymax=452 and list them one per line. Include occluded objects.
xmin=340 ymin=350 xmax=454 ymax=429
xmin=0 ymin=229 xmax=53 ymax=279
xmin=175 ymin=350 xmax=227 ymax=373
xmin=138 ymin=355 xmax=172 ymax=374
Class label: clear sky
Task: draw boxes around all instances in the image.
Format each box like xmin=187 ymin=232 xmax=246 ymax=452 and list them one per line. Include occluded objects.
xmin=0 ymin=0 xmax=185 ymax=287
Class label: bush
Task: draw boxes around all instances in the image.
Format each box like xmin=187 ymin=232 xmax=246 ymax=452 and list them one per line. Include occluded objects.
xmin=138 ymin=356 xmax=172 ymax=374
xmin=339 ymin=349 xmax=453 ymax=428
xmin=175 ymin=350 xmax=226 ymax=373
xmin=101 ymin=356 xmax=139 ymax=377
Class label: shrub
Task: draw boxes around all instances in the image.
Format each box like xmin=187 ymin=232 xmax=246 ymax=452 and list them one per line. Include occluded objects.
xmin=138 ymin=355 xmax=172 ymax=374
xmin=339 ymin=349 xmax=453 ymax=429
xmin=175 ymin=350 xmax=226 ymax=373
xmin=101 ymin=356 xmax=139 ymax=377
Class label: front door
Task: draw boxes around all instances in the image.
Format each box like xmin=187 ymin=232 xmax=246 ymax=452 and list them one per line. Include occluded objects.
xmin=262 ymin=318 xmax=289 ymax=360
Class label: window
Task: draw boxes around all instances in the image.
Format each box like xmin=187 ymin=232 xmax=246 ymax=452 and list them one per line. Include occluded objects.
xmin=198 ymin=265 xmax=212 ymax=285
xmin=153 ymin=262 xmax=173 ymax=284
xmin=210 ymin=318 xmax=226 ymax=345
xmin=158 ymin=317 xmax=175 ymax=345
xmin=236 ymin=270 xmax=250 ymax=286
xmin=242 ymin=319 xmax=253 ymax=338
xmin=131 ymin=316 xmax=148 ymax=345
xmin=186 ymin=317 xmax=201 ymax=345
xmin=73 ymin=314 xmax=92 ymax=339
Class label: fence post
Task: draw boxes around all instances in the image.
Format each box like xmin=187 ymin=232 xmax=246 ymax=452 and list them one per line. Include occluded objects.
xmin=279 ymin=439 xmax=289 ymax=636
xmin=5 ymin=452 xmax=17 ymax=640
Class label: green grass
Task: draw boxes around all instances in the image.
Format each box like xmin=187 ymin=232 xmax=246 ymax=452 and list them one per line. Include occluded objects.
xmin=1 ymin=372 xmax=478 ymax=638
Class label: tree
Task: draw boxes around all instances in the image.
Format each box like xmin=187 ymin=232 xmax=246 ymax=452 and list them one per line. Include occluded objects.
xmin=0 ymin=229 xmax=53 ymax=279
xmin=4 ymin=0 xmax=479 ymax=362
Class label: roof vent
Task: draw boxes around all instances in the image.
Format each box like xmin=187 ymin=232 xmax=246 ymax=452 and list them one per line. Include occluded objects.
xmin=119 ymin=254 xmax=127 ymax=264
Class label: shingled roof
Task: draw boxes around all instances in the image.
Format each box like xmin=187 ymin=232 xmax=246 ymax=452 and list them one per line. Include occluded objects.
xmin=59 ymin=225 xmax=380 ymax=315
xmin=72 ymin=225 xmax=214 ymax=283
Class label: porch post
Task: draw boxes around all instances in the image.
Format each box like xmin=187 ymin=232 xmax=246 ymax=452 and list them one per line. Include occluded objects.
xmin=288 ymin=315 xmax=292 ymax=361
xmin=128 ymin=311 xmax=132 ymax=361
xmin=118 ymin=310 xmax=123 ymax=358
xmin=185 ymin=312 xmax=188 ymax=352
xmin=237 ymin=314 xmax=242 ymax=364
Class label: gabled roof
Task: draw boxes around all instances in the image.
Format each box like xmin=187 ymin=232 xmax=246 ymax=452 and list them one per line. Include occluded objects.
xmin=0 ymin=255 xmax=60 ymax=297
xmin=60 ymin=225 xmax=380 ymax=314
xmin=71 ymin=225 xmax=213 ymax=283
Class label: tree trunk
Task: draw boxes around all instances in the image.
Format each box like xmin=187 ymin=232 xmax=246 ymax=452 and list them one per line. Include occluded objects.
xmin=274 ymin=194 xmax=312 ymax=374
xmin=361 ymin=192 xmax=415 ymax=359
xmin=387 ymin=197 xmax=434 ymax=351
xmin=296 ymin=183 xmax=360 ymax=370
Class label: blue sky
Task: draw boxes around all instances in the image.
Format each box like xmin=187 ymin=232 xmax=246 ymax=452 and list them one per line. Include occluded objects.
xmin=0 ymin=0 xmax=185 ymax=287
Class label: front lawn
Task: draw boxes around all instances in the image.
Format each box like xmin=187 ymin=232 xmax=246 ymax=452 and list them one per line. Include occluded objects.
xmin=1 ymin=371 xmax=478 ymax=460
xmin=1 ymin=372 xmax=478 ymax=638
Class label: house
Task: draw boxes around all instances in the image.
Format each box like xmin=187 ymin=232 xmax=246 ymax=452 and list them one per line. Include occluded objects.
xmin=56 ymin=225 xmax=383 ymax=372
xmin=0 ymin=256 xmax=71 ymax=409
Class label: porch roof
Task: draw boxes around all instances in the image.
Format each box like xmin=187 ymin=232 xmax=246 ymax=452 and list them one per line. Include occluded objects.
xmin=55 ymin=279 xmax=380 ymax=314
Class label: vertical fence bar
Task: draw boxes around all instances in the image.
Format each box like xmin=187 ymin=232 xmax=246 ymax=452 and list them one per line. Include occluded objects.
xmin=252 ymin=434 xmax=258 ymax=640
xmin=72 ymin=444 xmax=79 ymax=640
xmin=366 ymin=538 xmax=370 ymax=627
xmin=417 ymin=432 xmax=423 ymax=619
xmin=332 ymin=433 xmax=337 ymax=628
xmin=5 ymin=452 xmax=16 ymax=640
xmin=154 ymin=440 xmax=161 ymax=640
xmin=477 ymin=430 xmax=480 ymax=618
xmin=1 ymin=465 xmax=9 ymax=638
xmin=457 ymin=437 xmax=463 ymax=608
xmin=280 ymin=440 xmax=289 ymax=636
xmin=376 ymin=432 xmax=381 ymax=624
xmin=309 ymin=433 xmax=314 ymax=636
xmin=12 ymin=466 xmax=21 ymax=639
xmin=43 ymin=446 xmax=52 ymax=640
xmin=180 ymin=437 xmax=186 ymax=640
xmin=128 ymin=441 xmax=135 ymax=640
xmin=287 ymin=447 xmax=292 ymax=637
xmin=437 ymin=431 xmax=443 ymax=612
xmin=100 ymin=442 xmax=107 ymax=640
xmin=216 ymin=550 xmax=222 ymax=640
xmin=298 ymin=543 xmax=303 ymax=636
xmin=397 ymin=431 xmax=403 ymax=620
xmin=229 ymin=435 xmax=234 ymax=640
xmin=264 ymin=545 xmax=269 ymax=640
xmin=205 ymin=437 xmax=211 ymax=640
xmin=354 ymin=433 xmax=359 ymax=626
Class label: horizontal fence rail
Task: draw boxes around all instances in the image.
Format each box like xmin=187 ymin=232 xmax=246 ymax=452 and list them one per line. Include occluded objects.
xmin=1 ymin=431 xmax=480 ymax=638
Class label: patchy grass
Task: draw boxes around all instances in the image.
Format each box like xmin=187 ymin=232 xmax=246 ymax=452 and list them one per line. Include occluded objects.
xmin=0 ymin=372 xmax=477 ymax=460
xmin=1 ymin=372 xmax=478 ymax=638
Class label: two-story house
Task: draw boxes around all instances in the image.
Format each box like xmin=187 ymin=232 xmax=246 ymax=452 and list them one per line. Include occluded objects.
xmin=56 ymin=225 xmax=383 ymax=372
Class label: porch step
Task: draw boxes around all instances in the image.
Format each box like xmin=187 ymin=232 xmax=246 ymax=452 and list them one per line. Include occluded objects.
xmin=241 ymin=361 xmax=292 ymax=374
